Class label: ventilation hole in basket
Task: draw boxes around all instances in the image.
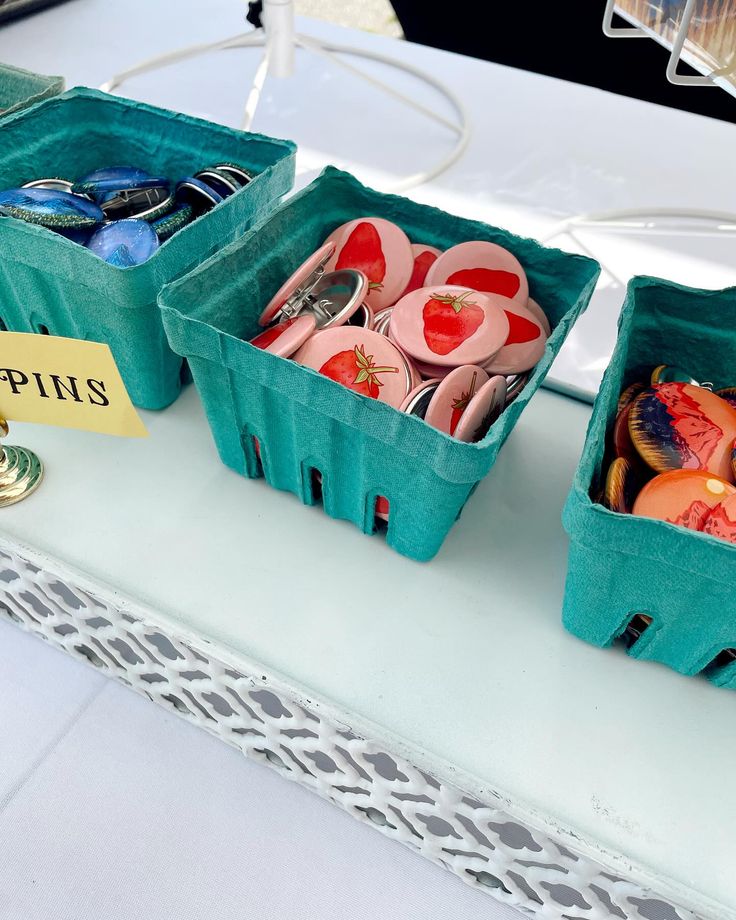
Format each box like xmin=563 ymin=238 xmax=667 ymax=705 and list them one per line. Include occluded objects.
xmin=466 ymin=869 xmax=511 ymax=893
xmin=620 ymin=613 xmax=653 ymax=650
xmin=307 ymin=467 xmax=324 ymax=505
xmin=37 ymin=323 xmax=50 ymax=335
xmin=251 ymin=436 xmax=264 ymax=477
xmin=702 ymin=648 xmax=736 ymax=678
xmin=374 ymin=495 xmax=389 ymax=532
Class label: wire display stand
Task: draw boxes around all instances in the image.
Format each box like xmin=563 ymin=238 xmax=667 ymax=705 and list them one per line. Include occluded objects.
xmin=540 ymin=3 xmax=736 ymax=304
xmin=100 ymin=2 xmax=470 ymax=193
xmin=604 ymin=0 xmax=736 ymax=92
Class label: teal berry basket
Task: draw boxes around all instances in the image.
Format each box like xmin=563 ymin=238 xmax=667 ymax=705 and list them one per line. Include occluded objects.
xmin=160 ymin=167 xmax=600 ymax=561
xmin=0 ymin=86 xmax=296 ymax=410
xmin=0 ymin=62 xmax=63 ymax=118
xmin=562 ymin=276 xmax=736 ymax=688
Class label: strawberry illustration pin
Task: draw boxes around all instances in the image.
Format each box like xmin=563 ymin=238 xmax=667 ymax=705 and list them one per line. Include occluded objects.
xmin=390 ymin=284 xmax=509 ymax=368
xmin=399 ymin=243 xmax=441 ymax=297
xmin=336 ymin=222 xmax=386 ymax=291
xmin=424 ymin=364 xmax=489 ymax=435
xmin=482 ymin=297 xmax=547 ymax=376
xmin=250 ymin=313 xmax=316 ymax=358
xmin=426 ymin=240 xmax=529 ymax=305
xmin=447 ymin=267 xmax=519 ymax=299
xmin=323 ymin=217 xmax=413 ymax=310
xmin=422 ymin=290 xmax=485 ymax=355
xmin=319 ymin=344 xmax=398 ymax=399
xmin=294 ymin=328 xmax=411 ymax=408
xmin=450 ymin=371 xmax=479 ymax=435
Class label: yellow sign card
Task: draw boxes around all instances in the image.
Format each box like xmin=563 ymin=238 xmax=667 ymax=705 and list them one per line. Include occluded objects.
xmin=0 ymin=332 xmax=147 ymax=438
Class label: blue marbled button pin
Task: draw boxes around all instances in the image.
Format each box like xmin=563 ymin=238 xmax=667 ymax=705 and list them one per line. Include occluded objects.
xmin=194 ymin=168 xmax=240 ymax=198
xmin=175 ymin=177 xmax=223 ymax=215
xmin=86 ymin=218 xmax=160 ymax=267
xmin=73 ymin=166 xmax=169 ymax=200
xmin=0 ymin=187 xmax=104 ymax=228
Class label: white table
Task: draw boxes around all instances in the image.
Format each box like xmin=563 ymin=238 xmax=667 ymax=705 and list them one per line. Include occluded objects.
xmin=0 ymin=4 xmax=735 ymax=920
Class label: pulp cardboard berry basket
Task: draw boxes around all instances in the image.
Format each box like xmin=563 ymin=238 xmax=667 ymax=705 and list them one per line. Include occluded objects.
xmin=0 ymin=87 xmax=296 ymax=410
xmin=0 ymin=62 xmax=63 ymax=117
xmin=562 ymin=276 xmax=736 ymax=688
xmin=160 ymin=167 xmax=600 ymax=561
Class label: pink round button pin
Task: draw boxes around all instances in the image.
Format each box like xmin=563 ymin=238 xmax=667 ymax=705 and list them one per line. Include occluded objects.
xmin=526 ymin=296 xmax=551 ymax=336
xmin=399 ymin=243 xmax=442 ymax=298
xmin=425 ymin=240 xmax=529 ymax=304
xmin=259 ymin=241 xmax=336 ymax=326
xmin=424 ymin=365 xmax=489 ymax=436
xmin=390 ymin=285 xmax=509 ymax=368
xmin=453 ymin=375 xmax=507 ymax=443
xmin=409 ymin=358 xmax=455 ymax=380
xmin=483 ymin=296 xmax=547 ymax=375
xmin=250 ymin=313 xmax=316 ymax=358
xmin=293 ymin=327 xmax=412 ymax=408
xmin=399 ymin=378 xmax=441 ymax=418
xmin=323 ymin=217 xmax=413 ymax=311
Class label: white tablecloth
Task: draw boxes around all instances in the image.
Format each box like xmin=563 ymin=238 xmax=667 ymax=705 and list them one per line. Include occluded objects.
xmin=0 ymin=620 xmax=524 ymax=919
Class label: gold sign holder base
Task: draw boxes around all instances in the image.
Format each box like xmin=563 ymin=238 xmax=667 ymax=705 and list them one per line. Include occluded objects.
xmin=0 ymin=418 xmax=43 ymax=508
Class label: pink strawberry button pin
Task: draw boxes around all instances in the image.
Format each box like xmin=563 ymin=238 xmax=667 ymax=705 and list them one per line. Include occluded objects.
xmin=399 ymin=243 xmax=442 ymax=298
xmin=526 ymin=296 xmax=551 ymax=336
xmin=424 ymin=365 xmax=489 ymax=436
xmin=293 ymin=327 xmax=413 ymax=408
xmin=259 ymin=241 xmax=336 ymax=326
xmin=453 ymin=375 xmax=507 ymax=443
xmin=250 ymin=313 xmax=316 ymax=358
xmin=425 ymin=240 xmax=529 ymax=304
xmin=390 ymin=285 xmax=509 ymax=368
xmin=399 ymin=378 xmax=442 ymax=418
xmin=322 ymin=217 xmax=413 ymax=311
xmin=483 ymin=296 xmax=547 ymax=375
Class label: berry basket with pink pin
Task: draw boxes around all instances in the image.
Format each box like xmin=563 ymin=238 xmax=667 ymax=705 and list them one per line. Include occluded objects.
xmin=159 ymin=167 xmax=599 ymax=561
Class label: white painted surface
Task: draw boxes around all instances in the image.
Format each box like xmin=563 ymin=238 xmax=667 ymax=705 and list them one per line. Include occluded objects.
xmin=2 ymin=384 xmax=735 ymax=915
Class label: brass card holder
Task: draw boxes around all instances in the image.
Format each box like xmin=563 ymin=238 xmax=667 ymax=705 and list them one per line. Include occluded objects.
xmin=0 ymin=417 xmax=43 ymax=507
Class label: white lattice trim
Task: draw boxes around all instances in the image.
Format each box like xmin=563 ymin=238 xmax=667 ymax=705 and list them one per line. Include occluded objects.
xmin=0 ymin=541 xmax=704 ymax=920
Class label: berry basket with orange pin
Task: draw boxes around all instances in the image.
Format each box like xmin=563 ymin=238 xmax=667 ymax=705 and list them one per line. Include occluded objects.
xmin=563 ymin=275 xmax=736 ymax=688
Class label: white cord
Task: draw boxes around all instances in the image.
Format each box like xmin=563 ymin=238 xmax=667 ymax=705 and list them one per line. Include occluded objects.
xmin=99 ymin=27 xmax=471 ymax=193
xmin=542 ymin=207 xmax=736 ymax=243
